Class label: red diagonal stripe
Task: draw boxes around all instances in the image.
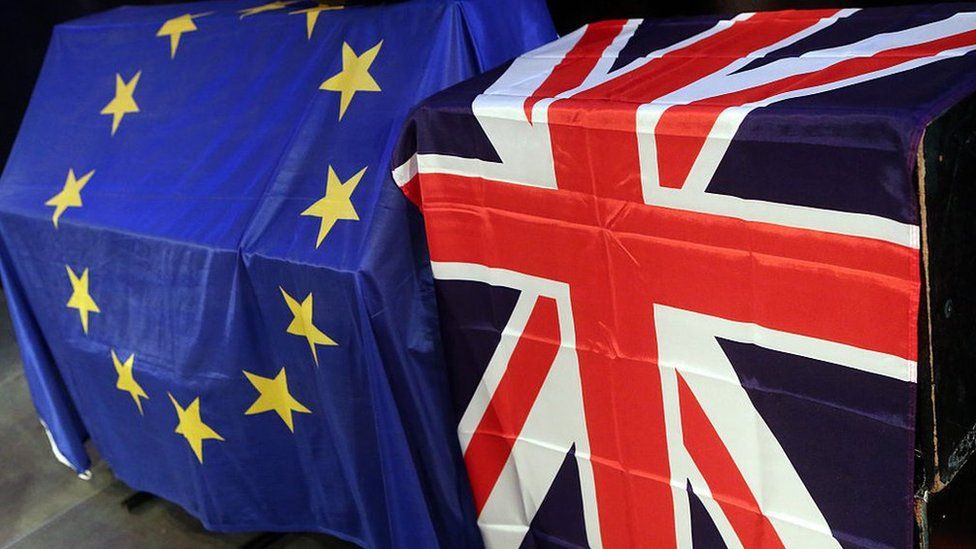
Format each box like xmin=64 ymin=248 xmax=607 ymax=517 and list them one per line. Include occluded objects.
xmin=463 ymin=296 xmax=561 ymax=513
xmin=572 ymin=10 xmax=842 ymax=105
xmin=654 ymin=27 xmax=976 ymax=188
xmin=678 ymin=373 xmax=786 ymax=548
xmin=701 ymin=28 xmax=976 ymax=108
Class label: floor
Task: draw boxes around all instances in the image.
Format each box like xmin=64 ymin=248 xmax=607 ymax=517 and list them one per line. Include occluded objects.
xmin=0 ymin=293 xmax=353 ymax=549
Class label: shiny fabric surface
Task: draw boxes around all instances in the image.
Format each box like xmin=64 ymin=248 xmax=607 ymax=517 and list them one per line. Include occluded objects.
xmin=0 ymin=1 xmax=555 ymax=546
xmin=392 ymin=5 xmax=976 ymax=548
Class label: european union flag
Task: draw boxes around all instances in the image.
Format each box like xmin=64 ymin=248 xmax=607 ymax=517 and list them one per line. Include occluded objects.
xmin=0 ymin=1 xmax=555 ymax=545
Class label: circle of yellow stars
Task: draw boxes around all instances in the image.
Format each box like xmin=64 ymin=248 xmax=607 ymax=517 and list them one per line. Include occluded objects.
xmin=44 ymin=1 xmax=382 ymax=464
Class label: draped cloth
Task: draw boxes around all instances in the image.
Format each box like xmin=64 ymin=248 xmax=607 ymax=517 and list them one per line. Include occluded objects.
xmin=0 ymin=1 xmax=555 ymax=546
xmin=392 ymin=6 xmax=976 ymax=547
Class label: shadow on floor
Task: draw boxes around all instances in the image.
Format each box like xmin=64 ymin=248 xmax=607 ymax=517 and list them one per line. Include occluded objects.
xmin=0 ymin=292 xmax=355 ymax=549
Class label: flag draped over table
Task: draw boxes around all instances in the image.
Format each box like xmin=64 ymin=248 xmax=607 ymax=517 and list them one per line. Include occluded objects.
xmin=0 ymin=0 xmax=554 ymax=545
xmin=393 ymin=4 xmax=976 ymax=548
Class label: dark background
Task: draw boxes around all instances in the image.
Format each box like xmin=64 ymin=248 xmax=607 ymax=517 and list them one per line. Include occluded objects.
xmin=0 ymin=0 xmax=972 ymax=545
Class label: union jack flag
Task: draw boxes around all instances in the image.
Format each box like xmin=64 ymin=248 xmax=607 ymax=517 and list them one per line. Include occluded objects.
xmin=393 ymin=5 xmax=976 ymax=548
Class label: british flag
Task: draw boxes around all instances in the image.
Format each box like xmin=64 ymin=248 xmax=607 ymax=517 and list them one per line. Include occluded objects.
xmin=392 ymin=5 xmax=976 ymax=548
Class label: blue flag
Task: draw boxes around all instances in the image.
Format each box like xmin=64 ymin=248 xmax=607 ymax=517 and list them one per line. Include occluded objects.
xmin=0 ymin=0 xmax=555 ymax=545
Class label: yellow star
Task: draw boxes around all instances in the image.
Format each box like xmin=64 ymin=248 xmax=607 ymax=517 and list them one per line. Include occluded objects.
xmin=320 ymin=40 xmax=382 ymax=120
xmin=168 ymin=393 xmax=224 ymax=463
xmin=239 ymin=1 xmax=297 ymax=18
xmin=45 ymin=168 xmax=94 ymax=229
xmin=301 ymin=165 xmax=366 ymax=248
xmin=111 ymin=350 xmax=148 ymax=415
xmin=243 ymin=367 xmax=311 ymax=432
xmin=65 ymin=266 xmax=100 ymax=334
xmin=100 ymin=71 xmax=141 ymax=136
xmin=290 ymin=3 xmax=343 ymax=40
xmin=156 ymin=13 xmax=211 ymax=58
xmin=280 ymin=287 xmax=336 ymax=365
